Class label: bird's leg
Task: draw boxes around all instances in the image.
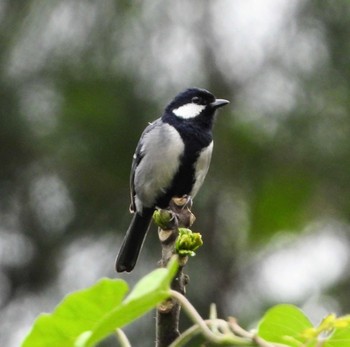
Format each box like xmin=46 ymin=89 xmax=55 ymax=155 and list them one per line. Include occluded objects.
xmin=170 ymin=195 xmax=195 ymax=228
xmin=172 ymin=195 xmax=193 ymax=210
xmin=155 ymin=195 xmax=195 ymax=246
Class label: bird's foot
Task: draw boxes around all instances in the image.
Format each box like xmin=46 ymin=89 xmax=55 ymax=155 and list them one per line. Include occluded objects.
xmin=170 ymin=196 xmax=195 ymax=227
xmin=172 ymin=195 xmax=193 ymax=210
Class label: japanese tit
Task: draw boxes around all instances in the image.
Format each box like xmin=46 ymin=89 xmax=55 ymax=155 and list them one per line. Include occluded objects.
xmin=116 ymin=87 xmax=229 ymax=272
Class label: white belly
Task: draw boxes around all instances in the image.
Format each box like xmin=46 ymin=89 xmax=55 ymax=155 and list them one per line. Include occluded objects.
xmin=190 ymin=141 xmax=213 ymax=198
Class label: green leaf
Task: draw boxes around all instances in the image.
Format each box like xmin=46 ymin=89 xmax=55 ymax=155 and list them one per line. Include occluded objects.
xmin=326 ymin=324 xmax=350 ymax=347
xmin=257 ymin=304 xmax=313 ymax=347
xmin=84 ymin=256 xmax=178 ymax=346
xmin=125 ymin=255 xmax=178 ymax=304
xmin=22 ymin=258 xmax=178 ymax=347
xmin=83 ymin=259 xmax=178 ymax=347
xmin=22 ymin=278 xmax=129 ymax=347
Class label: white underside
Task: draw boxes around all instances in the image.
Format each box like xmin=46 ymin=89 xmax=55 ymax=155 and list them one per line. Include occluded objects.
xmin=191 ymin=141 xmax=213 ymax=198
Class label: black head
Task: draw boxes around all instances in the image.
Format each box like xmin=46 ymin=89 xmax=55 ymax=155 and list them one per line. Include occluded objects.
xmin=164 ymin=88 xmax=229 ymax=122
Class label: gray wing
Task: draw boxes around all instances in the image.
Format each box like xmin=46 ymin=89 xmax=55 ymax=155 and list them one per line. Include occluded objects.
xmin=130 ymin=119 xmax=185 ymax=213
xmin=129 ymin=120 xmax=161 ymax=213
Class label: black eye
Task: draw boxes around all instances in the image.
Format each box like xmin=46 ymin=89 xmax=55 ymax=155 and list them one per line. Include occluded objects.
xmin=191 ymin=96 xmax=202 ymax=104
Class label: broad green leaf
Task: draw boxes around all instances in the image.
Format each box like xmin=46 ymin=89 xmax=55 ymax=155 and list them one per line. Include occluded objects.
xmin=326 ymin=324 xmax=350 ymax=347
xmin=257 ymin=304 xmax=313 ymax=347
xmin=22 ymin=258 xmax=178 ymax=347
xmin=125 ymin=256 xmax=178 ymax=304
xmin=84 ymin=256 xmax=178 ymax=346
xmin=22 ymin=278 xmax=129 ymax=347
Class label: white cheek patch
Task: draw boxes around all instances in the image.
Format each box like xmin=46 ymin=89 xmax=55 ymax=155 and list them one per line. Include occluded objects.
xmin=173 ymin=103 xmax=206 ymax=119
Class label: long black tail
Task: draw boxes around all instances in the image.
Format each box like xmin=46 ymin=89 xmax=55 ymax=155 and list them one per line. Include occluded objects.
xmin=115 ymin=208 xmax=154 ymax=272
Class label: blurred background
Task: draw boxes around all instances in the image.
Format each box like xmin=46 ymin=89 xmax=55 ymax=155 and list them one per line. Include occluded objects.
xmin=1 ymin=0 xmax=350 ymax=346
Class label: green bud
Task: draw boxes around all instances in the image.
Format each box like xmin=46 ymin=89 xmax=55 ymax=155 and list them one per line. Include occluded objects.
xmin=175 ymin=228 xmax=203 ymax=256
xmin=153 ymin=209 xmax=173 ymax=229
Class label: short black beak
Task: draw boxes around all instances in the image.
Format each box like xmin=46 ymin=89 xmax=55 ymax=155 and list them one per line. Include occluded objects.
xmin=210 ymin=98 xmax=230 ymax=109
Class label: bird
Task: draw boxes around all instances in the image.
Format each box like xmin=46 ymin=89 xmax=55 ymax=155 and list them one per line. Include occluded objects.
xmin=115 ymin=87 xmax=229 ymax=272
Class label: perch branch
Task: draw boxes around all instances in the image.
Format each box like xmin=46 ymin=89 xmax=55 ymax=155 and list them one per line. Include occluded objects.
xmin=155 ymin=196 xmax=195 ymax=347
